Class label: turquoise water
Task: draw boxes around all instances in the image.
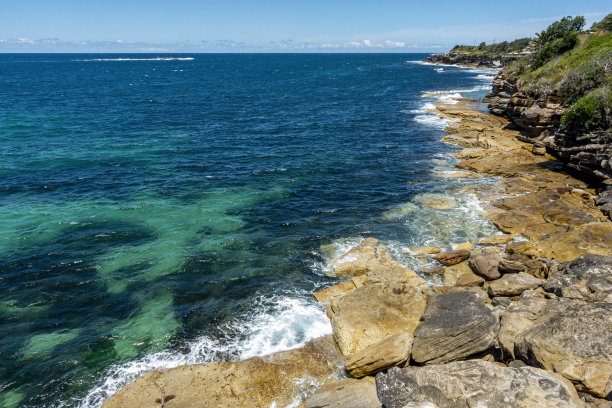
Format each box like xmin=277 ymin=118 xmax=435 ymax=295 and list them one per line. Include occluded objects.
xmin=0 ymin=54 xmax=497 ymax=407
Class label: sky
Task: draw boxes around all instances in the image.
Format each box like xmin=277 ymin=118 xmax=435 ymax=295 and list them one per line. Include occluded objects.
xmin=0 ymin=0 xmax=609 ymax=53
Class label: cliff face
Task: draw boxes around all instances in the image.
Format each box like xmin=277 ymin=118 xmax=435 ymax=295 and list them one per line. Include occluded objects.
xmin=485 ymin=72 xmax=611 ymax=185
xmin=425 ymin=53 xmax=521 ymax=68
xmin=484 ymin=71 xmax=612 ymax=215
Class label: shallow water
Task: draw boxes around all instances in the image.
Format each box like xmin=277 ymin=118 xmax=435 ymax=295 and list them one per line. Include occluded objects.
xmin=0 ymin=53 xmax=497 ymax=407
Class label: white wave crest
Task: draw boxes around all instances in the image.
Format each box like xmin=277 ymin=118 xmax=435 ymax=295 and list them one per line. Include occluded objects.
xmin=75 ymin=296 xmax=331 ymax=408
xmin=80 ymin=57 xmax=195 ymax=62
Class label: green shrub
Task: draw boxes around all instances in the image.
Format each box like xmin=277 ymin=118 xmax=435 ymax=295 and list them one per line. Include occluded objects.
xmin=559 ymin=53 xmax=612 ymax=103
xmin=591 ymin=13 xmax=612 ymax=31
xmin=561 ymin=87 xmax=611 ymax=130
xmin=532 ymin=31 xmax=579 ymax=69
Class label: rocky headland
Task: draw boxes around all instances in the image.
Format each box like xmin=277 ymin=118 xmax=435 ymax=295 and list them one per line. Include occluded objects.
xmin=425 ymin=52 xmax=522 ymax=68
xmin=102 ymin=18 xmax=612 ymax=408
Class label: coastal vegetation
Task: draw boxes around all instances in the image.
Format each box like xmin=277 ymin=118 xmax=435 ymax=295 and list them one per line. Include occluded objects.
xmin=504 ymin=14 xmax=612 ymax=131
xmin=450 ymin=37 xmax=531 ymax=55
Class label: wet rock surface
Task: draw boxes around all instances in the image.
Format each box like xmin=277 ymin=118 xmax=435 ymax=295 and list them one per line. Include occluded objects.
xmin=101 ymin=335 xmax=343 ymax=408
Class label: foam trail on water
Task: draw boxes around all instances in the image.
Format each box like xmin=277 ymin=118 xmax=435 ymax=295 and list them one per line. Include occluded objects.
xmin=74 ymin=295 xmax=331 ymax=408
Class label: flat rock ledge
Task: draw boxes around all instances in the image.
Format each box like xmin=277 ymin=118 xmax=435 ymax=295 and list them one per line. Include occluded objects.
xmin=376 ymin=360 xmax=582 ymax=408
xmin=101 ymin=335 xmax=343 ymax=408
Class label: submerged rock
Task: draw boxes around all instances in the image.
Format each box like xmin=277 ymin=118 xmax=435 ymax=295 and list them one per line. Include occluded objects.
xmin=101 ymin=335 xmax=343 ymax=408
xmin=411 ymin=291 xmax=498 ymax=365
xmin=375 ymin=360 xmax=582 ymax=408
xmin=328 ymin=238 xmax=419 ymax=280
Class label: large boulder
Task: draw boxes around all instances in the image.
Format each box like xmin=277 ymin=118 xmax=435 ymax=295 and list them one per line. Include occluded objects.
xmin=488 ymin=272 xmax=543 ymax=297
xmin=328 ymin=282 xmax=429 ymax=358
xmin=305 ymin=378 xmax=381 ymax=408
xmin=376 ymin=360 xmax=582 ymax=408
xmin=499 ymin=297 xmax=612 ymax=398
xmin=101 ymin=335 xmax=343 ymax=408
xmin=544 ymin=254 xmax=612 ymax=302
xmin=411 ymin=291 xmax=499 ymax=365
xmin=345 ymin=332 xmax=412 ymax=378
xmin=468 ymin=254 xmax=501 ymax=280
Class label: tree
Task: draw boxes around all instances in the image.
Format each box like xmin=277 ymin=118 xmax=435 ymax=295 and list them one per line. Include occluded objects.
xmin=591 ymin=13 xmax=612 ymax=31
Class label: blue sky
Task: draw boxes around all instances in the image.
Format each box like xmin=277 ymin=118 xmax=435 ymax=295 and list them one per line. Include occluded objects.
xmin=0 ymin=0 xmax=609 ymax=52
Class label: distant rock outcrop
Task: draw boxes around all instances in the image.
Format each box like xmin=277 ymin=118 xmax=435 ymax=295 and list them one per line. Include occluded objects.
xmin=425 ymin=53 xmax=521 ymax=68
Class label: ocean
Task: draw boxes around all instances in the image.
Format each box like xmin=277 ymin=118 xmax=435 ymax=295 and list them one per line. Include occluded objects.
xmin=0 ymin=53 xmax=497 ymax=407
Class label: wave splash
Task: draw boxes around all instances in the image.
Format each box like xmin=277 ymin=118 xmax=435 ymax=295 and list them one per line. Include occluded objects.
xmin=75 ymin=296 xmax=331 ymax=408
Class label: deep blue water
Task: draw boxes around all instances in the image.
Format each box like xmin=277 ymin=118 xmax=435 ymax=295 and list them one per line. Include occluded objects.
xmin=0 ymin=53 xmax=496 ymax=407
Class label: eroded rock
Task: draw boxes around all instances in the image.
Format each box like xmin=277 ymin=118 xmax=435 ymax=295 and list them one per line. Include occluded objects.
xmin=101 ymin=335 xmax=343 ymax=408
xmin=499 ymin=297 xmax=612 ymax=398
xmin=305 ymin=377 xmax=381 ymax=408
xmin=488 ymin=272 xmax=543 ymax=296
xmin=375 ymin=360 xmax=582 ymax=408
xmin=345 ymin=332 xmax=412 ymax=378
xmin=468 ymin=254 xmax=501 ymax=280
xmin=328 ymin=282 xmax=429 ymax=358
xmin=411 ymin=291 xmax=499 ymax=365
xmin=544 ymin=254 xmax=612 ymax=302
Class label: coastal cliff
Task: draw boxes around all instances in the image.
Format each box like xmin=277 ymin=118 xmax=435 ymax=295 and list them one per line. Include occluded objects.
xmin=484 ymin=19 xmax=611 ymax=199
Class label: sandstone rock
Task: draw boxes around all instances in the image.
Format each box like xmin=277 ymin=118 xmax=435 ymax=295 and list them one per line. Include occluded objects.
xmin=442 ymin=261 xmax=474 ymax=286
xmin=478 ymin=234 xmax=514 ymax=245
xmin=375 ymin=361 xmax=582 ymax=408
xmin=411 ymin=291 xmax=499 ymax=365
xmin=409 ymin=246 xmax=441 ymax=255
xmin=499 ymin=297 xmax=612 ymax=398
xmin=498 ymin=256 xmax=549 ymax=279
xmin=454 ymin=273 xmax=485 ymax=287
xmin=544 ymin=254 xmax=612 ymax=302
xmin=101 ymin=335 xmax=343 ymax=408
xmin=453 ymin=242 xmax=474 ymax=251
xmin=433 ymin=250 xmax=470 ymax=266
xmin=488 ymin=272 xmax=543 ymax=296
xmin=305 ymin=377 xmax=381 ymax=408
xmin=328 ymin=282 xmax=429 ymax=358
xmin=414 ymin=193 xmax=457 ymax=210
xmin=468 ymin=254 xmax=501 ymax=280
xmin=329 ymin=238 xmax=414 ymax=279
xmin=313 ymin=281 xmax=356 ymax=303
xmin=345 ymin=332 xmax=412 ymax=378
xmin=532 ymin=142 xmax=547 ymax=155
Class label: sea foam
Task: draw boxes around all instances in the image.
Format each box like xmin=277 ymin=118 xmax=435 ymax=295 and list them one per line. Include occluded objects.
xmin=75 ymin=295 xmax=331 ymax=408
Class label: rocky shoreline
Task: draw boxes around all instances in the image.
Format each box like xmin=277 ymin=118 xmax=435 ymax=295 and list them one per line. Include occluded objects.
xmin=425 ymin=52 xmax=523 ymax=68
xmin=102 ymin=89 xmax=612 ymax=407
